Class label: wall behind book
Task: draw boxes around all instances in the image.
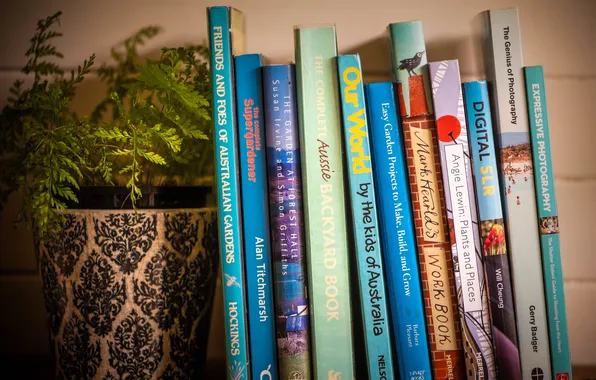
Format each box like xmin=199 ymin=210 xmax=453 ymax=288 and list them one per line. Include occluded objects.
xmin=0 ymin=0 xmax=594 ymax=368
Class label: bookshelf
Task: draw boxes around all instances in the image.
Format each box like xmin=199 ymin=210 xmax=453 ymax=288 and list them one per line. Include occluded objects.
xmin=0 ymin=0 xmax=595 ymax=377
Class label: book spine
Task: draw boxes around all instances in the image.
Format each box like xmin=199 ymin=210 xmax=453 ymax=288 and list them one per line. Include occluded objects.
xmin=464 ymin=80 xmax=523 ymax=380
xmin=337 ymin=55 xmax=395 ymax=379
xmin=481 ymin=8 xmax=552 ymax=378
xmin=207 ymin=6 xmax=250 ymax=379
xmin=262 ymin=64 xmax=312 ymax=379
xmin=389 ymin=21 xmax=465 ymax=380
xmin=294 ymin=25 xmax=355 ymax=377
xmin=235 ymin=54 xmax=278 ymax=380
xmin=429 ymin=60 xmax=497 ymax=380
xmin=524 ymin=66 xmax=572 ymax=380
xmin=366 ymin=81 xmax=433 ymax=380
xmin=388 ymin=21 xmax=433 ymax=119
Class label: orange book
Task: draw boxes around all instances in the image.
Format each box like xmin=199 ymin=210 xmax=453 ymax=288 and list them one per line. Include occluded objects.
xmin=389 ymin=20 xmax=465 ymax=380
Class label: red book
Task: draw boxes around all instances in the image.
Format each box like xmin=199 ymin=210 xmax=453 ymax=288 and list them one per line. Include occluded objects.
xmin=389 ymin=20 xmax=465 ymax=380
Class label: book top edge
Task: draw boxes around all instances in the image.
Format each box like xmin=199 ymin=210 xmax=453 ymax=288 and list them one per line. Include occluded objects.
xmin=523 ymin=65 xmax=544 ymax=70
xmin=364 ymin=81 xmax=394 ymax=87
xmin=235 ymin=53 xmax=262 ymax=58
xmin=388 ymin=20 xmax=422 ymax=27
xmin=262 ymin=63 xmax=295 ymax=67
xmin=293 ymin=23 xmax=336 ymax=30
xmin=463 ymin=80 xmax=488 ymax=85
xmin=207 ymin=5 xmax=242 ymax=12
xmin=487 ymin=7 xmax=519 ymax=14
xmin=428 ymin=58 xmax=460 ymax=66
xmin=338 ymin=53 xmax=360 ymax=59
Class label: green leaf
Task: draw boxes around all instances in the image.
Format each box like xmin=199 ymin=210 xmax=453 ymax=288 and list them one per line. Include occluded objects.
xmin=110 ymin=148 xmax=133 ymax=156
xmin=161 ymin=107 xmax=208 ymax=139
xmin=136 ymin=63 xmax=208 ymax=113
xmin=138 ymin=149 xmax=166 ymax=165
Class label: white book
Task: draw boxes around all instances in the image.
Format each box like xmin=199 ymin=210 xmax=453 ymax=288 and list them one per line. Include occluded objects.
xmin=480 ymin=7 xmax=552 ymax=380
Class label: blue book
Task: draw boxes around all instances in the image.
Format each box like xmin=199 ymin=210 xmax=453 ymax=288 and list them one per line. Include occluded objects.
xmin=524 ymin=66 xmax=572 ymax=380
xmin=234 ymin=54 xmax=278 ymax=380
xmin=207 ymin=7 xmax=250 ymax=379
xmin=366 ymin=81 xmax=433 ymax=380
xmin=337 ymin=55 xmax=395 ymax=379
xmin=262 ymin=64 xmax=312 ymax=379
xmin=464 ymin=80 xmax=522 ymax=380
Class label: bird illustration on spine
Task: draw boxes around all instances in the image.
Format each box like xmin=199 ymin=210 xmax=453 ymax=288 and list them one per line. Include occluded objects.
xmin=389 ymin=21 xmax=433 ymax=117
xmin=399 ymin=51 xmax=426 ymax=76
xmin=224 ymin=273 xmax=241 ymax=288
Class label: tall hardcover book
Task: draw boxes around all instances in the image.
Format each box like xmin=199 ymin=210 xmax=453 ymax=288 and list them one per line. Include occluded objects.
xmin=524 ymin=65 xmax=572 ymax=380
xmin=389 ymin=21 xmax=465 ymax=380
xmin=294 ymin=25 xmax=355 ymax=377
xmin=235 ymin=53 xmax=278 ymax=380
xmin=429 ymin=60 xmax=496 ymax=380
xmin=337 ymin=54 xmax=395 ymax=379
xmin=464 ymin=80 xmax=522 ymax=380
xmin=480 ymin=8 xmax=552 ymax=378
xmin=366 ymin=81 xmax=433 ymax=380
xmin=207 ymin=6 xmax=249 ymax=379
xmin=262 ymin=64 xmax=312 ymax=379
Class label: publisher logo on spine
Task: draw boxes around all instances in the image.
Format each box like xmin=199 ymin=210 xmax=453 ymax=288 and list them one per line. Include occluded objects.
xmin=556 ymin=374 xmax=569 ymax=380
xmin=531 ymin=367 xmax=544 ymax=380
xmin=289 ymin=371 xmax=305 ymax=380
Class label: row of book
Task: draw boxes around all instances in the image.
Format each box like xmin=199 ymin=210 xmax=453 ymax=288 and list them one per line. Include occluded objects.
xmin=207 ymin=6 xmax=571 ymax=380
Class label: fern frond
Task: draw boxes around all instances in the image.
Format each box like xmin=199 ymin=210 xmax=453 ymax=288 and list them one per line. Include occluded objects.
xmin=123 ymin=26 xmax=162 ymax=58
xmin=24 ymin=62 xmax=63 ymax=77
xmin=151 ymin=124 xmax=182 ymax=152
xmin=161 ymin=107 xmax=208 ymax=139
xmin=96 ymin=126 xmax=132 ymax=142
xmin=136 ymin=63 xmax=209 ymax=111
xmin=66 ymin=54 xmax=96 ymax=87
xmin=138 ymin=149 xmax=166 ymax=165
xmin=36 ymin=44 xmax=64 ymax=59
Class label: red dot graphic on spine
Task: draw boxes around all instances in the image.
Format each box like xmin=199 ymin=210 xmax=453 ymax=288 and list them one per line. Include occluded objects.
xmin=437 ymin=115 xmax=461 ymax=142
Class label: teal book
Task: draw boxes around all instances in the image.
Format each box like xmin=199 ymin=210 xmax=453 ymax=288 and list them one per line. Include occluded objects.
xmin=388 ymin=20 xmax=433 ymax=118
xmin=235 ymin=53 xmax=278 ymax=380
xmin=464 ymin=80 xmax=522 ymax=380
xmin=337 ymin=54 xmax=395 ymax=379
xmin=207 ymin=6 xmax=250 ymax=380
xmin=524 ymin=65 xmax=572 ymax=380
xmin=294 ymin=25 xmax=355 ymax=378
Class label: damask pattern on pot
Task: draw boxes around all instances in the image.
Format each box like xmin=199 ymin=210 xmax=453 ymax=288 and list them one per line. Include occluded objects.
xmin=37 ymin=209 xmax=218 ymax=379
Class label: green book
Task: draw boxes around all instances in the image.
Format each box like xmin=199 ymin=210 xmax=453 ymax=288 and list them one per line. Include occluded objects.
xmin=294 ymin=25 xmax=355 ymax=378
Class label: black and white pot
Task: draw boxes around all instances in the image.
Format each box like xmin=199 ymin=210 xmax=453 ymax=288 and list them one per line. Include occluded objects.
xmin=36 ymin=186 xmax=218 ymax=379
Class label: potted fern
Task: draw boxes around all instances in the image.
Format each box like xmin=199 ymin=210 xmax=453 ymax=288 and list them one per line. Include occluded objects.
xmin=0 ymin=12 xmax=219 ymax=379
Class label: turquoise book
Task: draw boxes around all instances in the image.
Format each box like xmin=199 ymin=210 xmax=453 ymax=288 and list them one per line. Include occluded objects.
xmin=294 ymin=25 xmax=355 ymax=378
xmin=234 ymin=53 xmax=278 ymax=380
xmin=366 ymin=81 xmax=432 ymax=380
xmin=524 ymin=65 xmax=572 ymax=380
xmin=464 ymin=80 xmax=522 ymax=380
xmin=337 ymin=55 xmax=394 ymax=379
xmin=207 ymin=6 xmax=250 ymax=379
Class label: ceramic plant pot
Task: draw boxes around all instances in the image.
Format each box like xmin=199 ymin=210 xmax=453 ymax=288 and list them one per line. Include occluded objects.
xmin=37 ymin=187 xmax=218 ymax=379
